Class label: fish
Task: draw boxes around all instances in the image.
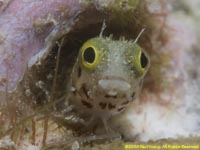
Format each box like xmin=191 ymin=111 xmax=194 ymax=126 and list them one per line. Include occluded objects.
xmin=67 ymin=34 xmax=150 ymax=130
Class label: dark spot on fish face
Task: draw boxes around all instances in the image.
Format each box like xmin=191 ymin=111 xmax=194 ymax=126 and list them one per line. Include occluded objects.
xmin=104 ymin=94 xmax=117 ymax=99
xmin=78 ymin=67 xmax=82 ymax=78
xmin=81 ymin=84 xmax=89 ymax=99
xmin=121 ymin=101 xmax=129 ymax=105
xmin=118 ymin=107 xmax=125 ymax=112
xmin=108 ymin=103 xmax=116 ymax=110
xmin=81 ymin=100 xmax=93 ymax=108
xmin=99 ymin=102 xmax=107 ymax=109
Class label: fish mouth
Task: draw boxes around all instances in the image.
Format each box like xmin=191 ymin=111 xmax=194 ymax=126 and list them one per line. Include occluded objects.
xmin=98 ymin=76 xmax=131 ymax=97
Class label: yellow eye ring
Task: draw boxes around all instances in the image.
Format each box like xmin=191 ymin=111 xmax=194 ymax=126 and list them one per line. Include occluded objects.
xmin=136 ymin=50 xmax=149 ymax=74
xmin=81 ymin=44 xmax=101 ymax=69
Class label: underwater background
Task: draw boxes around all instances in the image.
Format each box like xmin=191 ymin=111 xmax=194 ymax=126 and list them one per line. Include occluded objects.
xmin=0 ymin=0 xmax=200 ymax=149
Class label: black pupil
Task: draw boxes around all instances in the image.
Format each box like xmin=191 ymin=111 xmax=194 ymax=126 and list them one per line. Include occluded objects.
xmin=83 ymin=47 xmax=95 ymax=63
xmin=140 ymin=52 xmax=148 ymax=68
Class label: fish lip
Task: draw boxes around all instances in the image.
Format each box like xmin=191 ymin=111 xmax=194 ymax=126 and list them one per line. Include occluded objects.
xmin=98 ymin=76 xmax=131 ymax=93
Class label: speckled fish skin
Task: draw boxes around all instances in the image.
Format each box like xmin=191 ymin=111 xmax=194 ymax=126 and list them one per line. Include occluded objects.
xmin=68 ymin=37 xmax=150 ymax=120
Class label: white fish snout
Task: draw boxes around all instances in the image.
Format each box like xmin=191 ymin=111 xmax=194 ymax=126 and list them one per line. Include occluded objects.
xmin=98 ymin=79 xmax=131 ymax=96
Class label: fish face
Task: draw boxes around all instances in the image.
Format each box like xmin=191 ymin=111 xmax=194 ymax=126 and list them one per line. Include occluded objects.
xmin=69 ymin=37 xmax=150 ymax=118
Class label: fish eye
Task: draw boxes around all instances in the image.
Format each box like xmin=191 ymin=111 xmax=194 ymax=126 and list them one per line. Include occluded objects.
xmin=132 ymin=47 xmax=150 ymax=77
xmin=81 ymin=42 xmax=101 ymax=69
xmin=83 ymin=47 xmax=95 ymax=64
xmin=140 ymin=51 xmax=148 ymax=68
